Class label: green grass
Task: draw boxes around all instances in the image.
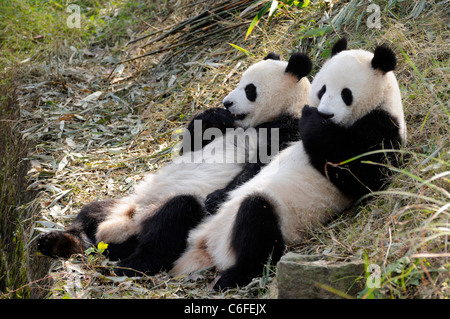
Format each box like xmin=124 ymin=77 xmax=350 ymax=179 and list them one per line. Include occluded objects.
xmin=0 ymin=0 xmax=160 ymax=69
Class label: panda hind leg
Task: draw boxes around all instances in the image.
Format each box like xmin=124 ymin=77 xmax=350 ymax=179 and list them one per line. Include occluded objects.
xmin=37 ymin=230 xmax=84 ymax=258
xmin=215 ymin=194 xmax=285 ymax=290
xmin=38 ymin=199 xmax=117 ymax=258
xmin=115 ymin=195 xmax=206 ymax=277
xmin=105 ymin=235 xmax=139 ymax=261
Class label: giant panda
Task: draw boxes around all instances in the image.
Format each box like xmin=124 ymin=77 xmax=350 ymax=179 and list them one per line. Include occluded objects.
xmin=171 ymin=38 xmax=407 ymax=289
xmin=37 ymin=53 xmax=312 ymax=270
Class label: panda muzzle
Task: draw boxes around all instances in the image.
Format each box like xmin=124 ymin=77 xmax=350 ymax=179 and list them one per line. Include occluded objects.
xmin=233 ymin=113 xmax=247 ymax=121
xmin=318 ymin=111 xmax=334 ymax=120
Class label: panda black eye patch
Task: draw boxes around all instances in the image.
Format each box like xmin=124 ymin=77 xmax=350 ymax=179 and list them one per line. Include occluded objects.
xmin=341 ymin=88 xmax=353 ymax=106
xmin=318 ymin=85 xmax=326 ymax=100
xmin=245 ymin=84 xmax=257 ymax=102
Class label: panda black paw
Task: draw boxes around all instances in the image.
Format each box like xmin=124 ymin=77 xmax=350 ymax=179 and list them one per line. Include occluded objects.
xmin=114 ymin=264 xmax=144 ymax=277
xmin=214 ymin=275 xmax=236 ymax=291
xmin=113 ymin=265 xmax=144 ymax=277
xmin=300 ymin=105 xmax=325 ymax=137
xmin=301 ymin=104 xmax=317 ymax=118
xmin=114 ymin=257 xmax=160 ymax=277
xmin=191 ymin=108 xmax=235 ymax=131
xmin=213 ymin=267 xmax=251 ymax=291
xmin=37 ymin=231 xmax=82 ymax=258
xmin=205 ymin=188 xmax=227 ymax=214
xmin=37 ymin=232 xmax=61 ymax=257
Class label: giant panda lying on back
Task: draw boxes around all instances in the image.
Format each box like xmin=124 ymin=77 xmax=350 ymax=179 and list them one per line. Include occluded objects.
xmin=37 ymin=53 xmax=312 ymax=270
xmin=172 ymin=38 xmax=407 ymax=289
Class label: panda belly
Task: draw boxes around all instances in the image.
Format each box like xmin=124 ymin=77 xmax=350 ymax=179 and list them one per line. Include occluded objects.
xmin=172 ymin=141 xmax=352 ymax=273
xmin=273 ymin=156 xmax=353 ymax=243
xmin=95 ymin=131 xmax=258 ymax=244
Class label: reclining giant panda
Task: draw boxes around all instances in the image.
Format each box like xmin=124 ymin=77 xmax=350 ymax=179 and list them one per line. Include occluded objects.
xmin=38 ymin=53 xmax=313 ymax=271
xmin=172 ymin=38 xmax=407 ymax=289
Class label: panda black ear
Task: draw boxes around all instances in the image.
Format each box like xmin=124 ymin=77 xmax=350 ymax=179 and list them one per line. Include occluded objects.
xmin=371 ymin=45 xmax=396 ymax=73
xmin=264 ymin=52 xmax=280 ymax=61
xmin=285 ymin=53 xmax=312 ymax=81
xmin=331 ymin=38 xmax=347 ymax=56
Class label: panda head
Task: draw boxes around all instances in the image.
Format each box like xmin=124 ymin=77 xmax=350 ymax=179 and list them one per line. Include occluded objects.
xmin=223 ymin=52 xmax=312 ymax=127
xmin=310 ymin=38 xmax=406 ymax=140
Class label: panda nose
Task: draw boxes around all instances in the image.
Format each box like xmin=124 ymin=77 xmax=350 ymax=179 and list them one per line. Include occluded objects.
xmin=223 ymin=101 xmax=233 ymax=109
xmin=318 ymin=111 xmax=334 ymax=119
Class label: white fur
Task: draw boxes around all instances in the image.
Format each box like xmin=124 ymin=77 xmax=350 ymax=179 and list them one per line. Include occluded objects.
xmin=95 ymin=58 xmax=311 ymax=244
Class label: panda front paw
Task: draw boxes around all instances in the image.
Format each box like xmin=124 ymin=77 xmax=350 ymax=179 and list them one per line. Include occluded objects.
xmin=115 ymin=258 xmax=156 ymax=277
xmin=205 ymin=188 xmax=228 ymax=214
xmin=113 ymin=264 xmax=143 ymax=277
xmin=191 ymin=107 xmax=235 ymax=131
xmin=301 ymin=104 xmax=317 ymax=118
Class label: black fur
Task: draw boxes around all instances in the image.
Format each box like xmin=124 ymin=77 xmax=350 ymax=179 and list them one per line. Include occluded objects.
xmin=205 ymin=163 xmax=263 ymax=214
xmin=106 ymin=236 xmax=139 ymax=261
xmin=245 ymin=83 xmax=257 ymax=102
xmin=284 ymin=53 xmax=312 ymax=81
xmin=215 ymin=195 xmax=285 ymax=290
xmin=371 ymin=45 xmax=396 ymax=73
xmin=341 ymin=88 xmax=353 ymax=106
xmin=299 ymin=105 xmax=402 ymax=200
xmin=38 ymin=199 xmax=119 ymax=258
xmin=331 ymin=38 xmax=348 ymax=56
xmin=114 ymin=195 xmax=205 ymax=276
xmin=37 ymin=231 xmax=83 ymax=258
xmin=317 ymin=84 xmax=326 ymax=100
xmin=180 ymin=107 xmax=235 ymax=155
xmin=205 ymin=112 xmax=301 ymax=214
xmin=264 ymin=52 xmax=280 ymax=60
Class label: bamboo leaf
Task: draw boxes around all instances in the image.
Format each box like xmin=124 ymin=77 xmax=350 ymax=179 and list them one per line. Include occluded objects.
xmin=245 ymin=16 xmax=260 ymax=40
xmin=245 ymin=1 xmax=272 ymax=40
xmin=228 ymin=43 xmax=254 ymax=57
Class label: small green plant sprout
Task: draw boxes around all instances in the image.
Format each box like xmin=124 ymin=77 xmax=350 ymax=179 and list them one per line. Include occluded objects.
xmin=85 ymin=241 xmax=109 ymax=256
